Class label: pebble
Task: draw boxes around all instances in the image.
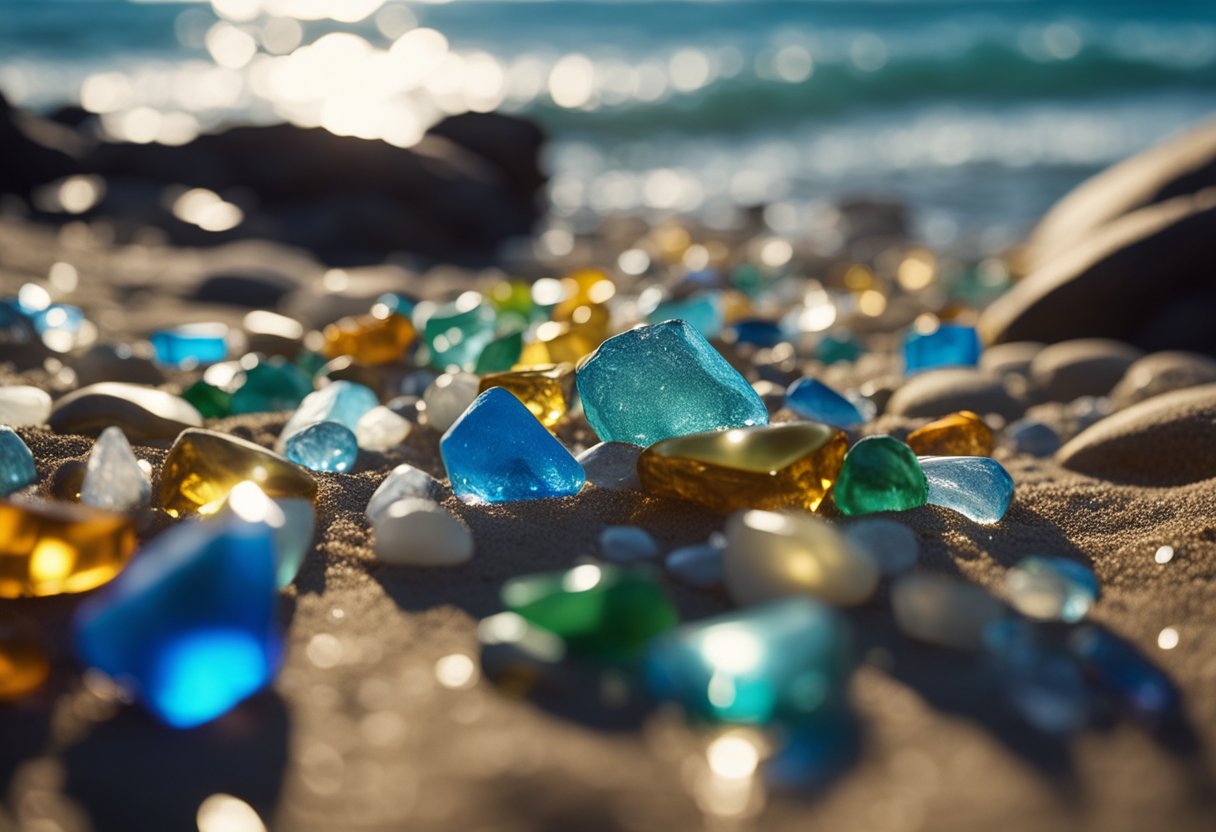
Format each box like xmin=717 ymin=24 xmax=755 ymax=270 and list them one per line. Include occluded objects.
xmin=49 ymin=382 xmax=203 ymax=441
xmin=576 ymin=442 xmax=644 ymax=491
xmin=215 ymin=481 xmax=315 ymax=588
xmin=886 ymin=368 xmax=1023 ymax=421
xmin=723 ymin=509 xmax=879 ymax=607
xmin=643 ymin=598 xmax=853 ymax=724
xmin=355 ymin=405 xmax=411 ymax=452
xmin=1109 ymin=350 xmax=1216 ymax=409
xmin=844 ymin=519 xmax=919 ymax=576
xmin=0 ymin=426 xmax=37 ymax=496
xmin=638 ymin=422 xmax=847 ymax=514
xmin=664 ymin=541 xmax=724 ymax=588
xmin=785 ymin=377 xmax=867 ymax=428
xmin=284 ymin=421 xmax=359 ymax=473
xmin=920 ymin=455 xmax=1015 ymax=524
xmin=1055 ymin=383 xmax=1216 ymax=485
xmin=0 ymin=385 xmax=52 ymax=426
xmin=503 ymin=564 xmax=677 ymax=660
xmin=978 ymin=341 xmax=1043 ymax=378
xmin=372 ymin=499 xmax=474 ymax=567
xmin=73 ymin=343 xmax=167 ymax=386
xmin=422 ymin=372 xmax=480 ymax=432
xmin=1005 ymin=556 xmax=1099 ymax=623
xmin=0 ymin=499 xmax=136 ymax=598
xmin=599 ymin=526 xmax=660 ymax=562
xmin=576 ymin=320 xmax=768 ymax=446
xmin=833 ymin=436 xmax=927 ymax=516
xmin=277 ymin=380 xmax=378 ymax=451
xmin=903 ymin=323 xmax=982 ymax=373
xmin=891 ymin=574 xmax=1004 ymax=650
xmin=1006 ymin=418 xmax=1062 ymax=457
xmin=440 ymin=387 xmax=585 ymax=504
xmin=365 ymin=463 xmax=445 ymax=524
xmin=73 ymin=518 xmax=282 ymax=728
xmin=1029 ymin=339 xmax=1143 ymax=402
xmin=80 ymin=426 xmax=151 ymax=512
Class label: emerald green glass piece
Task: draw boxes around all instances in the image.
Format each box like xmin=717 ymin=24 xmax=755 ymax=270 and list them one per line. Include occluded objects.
xmin=182 ymin=380 xmax=232 ymax=420
xmin=424 ymin=296 xmax=496 ymax=371
xmin=474 ymin=328 xmax=524 ymax=374
xmin=833 ymin=435 xmax=926 ymax=516
xmin=501 ymin=564 xmax=678 ymax=660
xmin=296 ymin=351 xmax=328 ymax=379
xmin=229 ymin=356 xmax=313 ymax=415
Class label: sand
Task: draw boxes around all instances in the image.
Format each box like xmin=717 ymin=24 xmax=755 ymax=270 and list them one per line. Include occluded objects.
xmin=2 ymin=217 xmax=1215 ymax=832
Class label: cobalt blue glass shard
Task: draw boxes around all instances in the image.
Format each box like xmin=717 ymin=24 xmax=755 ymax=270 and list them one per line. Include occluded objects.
xmin=1006 ymin=556 xmax=1099 ymax=623
xmin=1068 ymin=625 xmax=1180 ymax=723
xmin=72 ymin=519 xmax=282 ymax=728
xmin=919 ymin=455 xmax=1014 ymax=524
xmin=149 ymin=323 xmax=229 ymax=367
xmin=983 ymin=618 xmax=1090 ymax=735
xmin=643 ymin=597 xmax=854 ymax=725
xmin=576 ymin=319 xmax=767 ymax=446
xmin=729 ymin=319 xmax=786 ymax=349
xmin=647 ymin=293 xmax=724 ymax=339
xmin=278 ymin=380 xmax=378 ymax=449
xmin=785 ymin=377 xmax=867 ymax=428
xmin=284 ymin=421 xmax=359 ymax=473
xmin=0 ymin=426 xmax=37 ymax=496
xmin=440 ymin=387 xmax=585 ymax=504
xmin=903 ymin=323 xmax=981 ymax=373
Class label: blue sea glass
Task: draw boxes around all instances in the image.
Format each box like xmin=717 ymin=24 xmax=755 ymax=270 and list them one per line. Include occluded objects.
xmin=1006 ymin=556 xmax=1099 ymax=623
xmin=29 ymin=303 xmax=85 ymax=336
xmin=903 ymin=323 xmax=981 ymax=373
xmin=648 ymin=293 xmax=724 ymax=339
xmin=729 ymin=319 xmax=786 ymax=348
xmin=149 ymin=324 xmax=228 ymax=367
xmin=72 ymin=519 xmax=282 ymax=728
xmin=576 ymin=320 xmax=768 ymax=446
xmin=441 ymin=387 xmax=585 ymax=503
xmin=785 ymin=378 xmax=867 ymax=428
xmin=0 ymin=427 xmax=37 ymax=496
xmin=284 ymin=421 xmax=359 ymax=473
xmin=1006 ymin=419 xmax=1061 ymax=457
xmin=919 ymin=455 xmax=1014 ymax=524
xmin=984 ymin=618 xmax=1090 ymax=735
xmin=1068 ymin=625 xmax=1180 ymax=723
xmin=278 ymin=380 xmax=378 ymax=447
xmin=643 ymin=598 xmax=854 ymax=725
xmin=765 ymin=703 xmax=860 ymax=789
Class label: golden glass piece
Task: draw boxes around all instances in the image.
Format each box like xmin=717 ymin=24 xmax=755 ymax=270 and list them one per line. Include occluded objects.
xmin=322 ymin=311 xmax=415 ymax=365
xmin=638 ymin=422 xmax=848 ymax=514
xmin=518 ymin=322 xmax=599 ymax=367
xmin=478 ymin=364 xmax=575 ymax=429
xmin=0 ymin=613 xmax=51 ymax=700
xmin=157 ymin=428 xmax=318 ymax=518
xmin=552 ymin=299 xmax=612 ymax=345
xmin=906 ymin=410 xmax=995 ymax=457
xmin=0 ymin=499 xmax=137 ymax=598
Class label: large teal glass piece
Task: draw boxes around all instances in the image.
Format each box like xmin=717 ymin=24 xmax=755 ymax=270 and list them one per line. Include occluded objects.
xmin=72 ymin=519 xmax=282 ymax=728
xmin=785 ymin=377 xmax=866 ymax=428
xmin=576 ymin=320 xmax=767 ymax=446
xmin=424 ymin=296 xmax=497 ymax=372
xmin=903 ymin=323 xmax=981 ymax=373
xmin=284 ymin=421 xmax=359 ymax=473
xmin=0 ymin=427 xmax=37 ymax=496
xmin=643 ymin=598 xmax=854 ymax=725
xmin=278 ymin=380 xmax=378 ymax=448
xmin=440 ymin=387 xmax=584 ymax=503
xmin=647 ymin=293 xmax=724 ymax=339
xmin=920 ymin=455 xmax=1014 ymax=524
xmin=229 ymin=356 xmax=313 ymax=415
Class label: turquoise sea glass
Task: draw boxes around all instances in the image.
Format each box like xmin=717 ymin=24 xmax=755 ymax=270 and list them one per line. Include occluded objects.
xmin=440 ymin=387 xmax=585 ymax=504
xmin=903 ymin=323 xmax=981 ymax=373
xmin=0 ymin=427 xmax=37 ymax=496
xmin=284 ymin=421 xmax=359 ymax=473
xmin=576 ymin=320 xmax=767 ymax=446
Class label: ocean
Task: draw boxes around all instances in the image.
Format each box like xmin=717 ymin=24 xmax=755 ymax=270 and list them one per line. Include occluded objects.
xmin=2 ymin=0 xmax=1215 ymax=249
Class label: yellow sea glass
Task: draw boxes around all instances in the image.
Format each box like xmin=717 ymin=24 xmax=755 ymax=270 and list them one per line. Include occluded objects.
xmin=518 ymin=322 xmax=600 ymax=366
xmin=0 ymin=499 xmax=137 ymax=598
xmin=637 ymin=422 xmax=848 ymax=514
xmin=478 ymin=364 xmax=575 ymax=429
xmin=906 ymin=410 xmax=995 ymax=457
xmin=0 ymin=613 xmax=50 ymax=700
xmin=157 ymin=428 xmax=318 ymax=518
xmin=322 ymin=311 xmax=415 ymax=365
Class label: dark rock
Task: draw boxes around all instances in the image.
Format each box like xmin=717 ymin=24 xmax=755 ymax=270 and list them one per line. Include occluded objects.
xmin=979 ymin=341 xmax=1043 ymax=378
xmin=981 ymin=191 xmax=1216 ymax=355
xmin=1029 ymin=339 xmax=1143 ymax=402
xmin=0 ymin=91 xmax=84 ymax=200
xmin=193 ymin=272 xmax=297 ymax=309
xmin=886 ymin=368 xmax=1023 ymax=421
xmin=50 ymin=382 xmax=202 ymax=440
xmin=1056 ymin=384 xmax=1216 ymax=486
xmin=73 ymin=343 xmax=167 ymax=386
xmin=1110 ymin=351 xmax=1216 ymax=409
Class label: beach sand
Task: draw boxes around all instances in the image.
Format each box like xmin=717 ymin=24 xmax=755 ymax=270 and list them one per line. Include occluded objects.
xmin=2 ymin=216 xmax=1215 ymax=832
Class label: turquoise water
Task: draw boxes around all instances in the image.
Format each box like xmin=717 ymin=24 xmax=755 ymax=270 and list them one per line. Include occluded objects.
xmin=2 ymin=0 xmax=1215 ymax=243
